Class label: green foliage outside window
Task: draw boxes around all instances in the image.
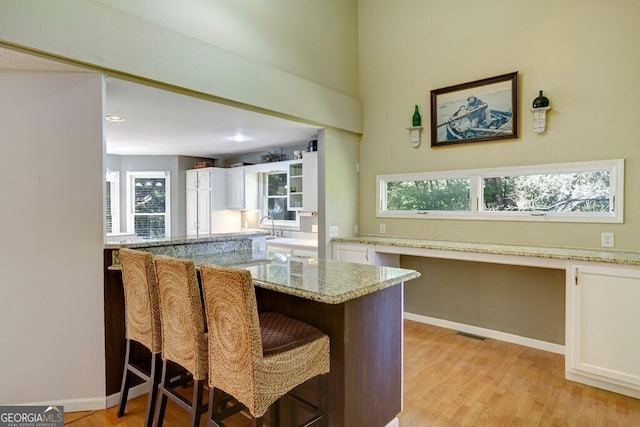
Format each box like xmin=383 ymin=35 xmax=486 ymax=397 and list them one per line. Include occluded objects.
xmin=483 ymin=172 xmax=610 ymax=212
xmin=386 ymin=179 xmax=470 ymax=211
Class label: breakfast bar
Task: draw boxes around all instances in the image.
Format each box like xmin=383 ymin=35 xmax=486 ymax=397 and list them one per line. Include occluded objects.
xmin=104 ymin=234 xmax=420 ymax=427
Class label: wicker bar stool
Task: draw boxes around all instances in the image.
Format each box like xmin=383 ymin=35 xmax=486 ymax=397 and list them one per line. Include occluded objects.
xmin=116 ymin=248 xmax=163 ymax=427
xmin=200 ymin=264 xmax=330 ymax=427
xmin=153 ymin=256 xmax=208 ymax=427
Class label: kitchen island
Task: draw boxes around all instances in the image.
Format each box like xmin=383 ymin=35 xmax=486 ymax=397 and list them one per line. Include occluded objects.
xmin=104 ymin=235 xmax=420 ymax=427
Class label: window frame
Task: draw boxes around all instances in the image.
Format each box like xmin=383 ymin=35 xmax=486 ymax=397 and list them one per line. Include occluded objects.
xmin=126 ymin=171 xmax=171 ymax=238
xmin=105 ymin=170 xmax=120 ymax=235
xmin=377 ymin=159 xmax=624 ymax=223
xmin=259 ymin=169 xmax=300 ymax=229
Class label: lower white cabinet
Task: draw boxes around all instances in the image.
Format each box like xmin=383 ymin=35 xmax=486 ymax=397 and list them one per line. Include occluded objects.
xmin=567 ymin=263 xmax=640 ymax=395
xmin=332 ymin=243 xmax=375 ymax=265
xmin=266 ymin=243 xmax=317 ymax=258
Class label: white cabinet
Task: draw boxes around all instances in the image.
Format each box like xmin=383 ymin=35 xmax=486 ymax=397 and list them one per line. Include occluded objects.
xmin=288 ymin=161 xmax=303 ymax=211
xmin=186 ymin=169 xmax=212 ymax=236
xmin=332 ymin=242 xmax=400 ymax=266
xmin=287 ymin=152 xmax=318 ymax=213
xmin=333 ymin=243 xmax=375 ymax=265
xmin=186 ymin=167 xmax=228 ymax=236
xmin=567 ymin=264 xmax=640 ymax=395
xmin=302 ymin=151 xmax=318 ymax=212
xmin=227 ymin=167 xmax=245 ymax=209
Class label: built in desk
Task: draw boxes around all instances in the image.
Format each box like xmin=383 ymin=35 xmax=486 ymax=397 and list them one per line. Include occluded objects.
xmin=332 ymin=235 xmax=640 ymax=400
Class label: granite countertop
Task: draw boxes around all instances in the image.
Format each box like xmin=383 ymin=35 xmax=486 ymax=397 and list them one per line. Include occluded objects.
xmin=110 ymin=249 xmax=420 ymax=304
xmin=104 ymin=231 xmax=270 ymax=249
xmin=332 ymin=235 xmax=640 ymax=266
xmin=266 ymin=237 xmax=318 ymax=249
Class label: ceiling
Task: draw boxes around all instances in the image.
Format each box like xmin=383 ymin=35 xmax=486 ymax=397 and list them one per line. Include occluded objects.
xmin=0 ymin=46 xmax=320 ymax=158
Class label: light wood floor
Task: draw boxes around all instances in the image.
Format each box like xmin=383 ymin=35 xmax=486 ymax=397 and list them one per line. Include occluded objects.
xmin=65 ymin=320 xmax=640 ymax=426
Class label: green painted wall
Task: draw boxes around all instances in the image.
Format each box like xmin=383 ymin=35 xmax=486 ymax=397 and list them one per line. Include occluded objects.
xmin=358 ymin=0 xmax=640 ymax=251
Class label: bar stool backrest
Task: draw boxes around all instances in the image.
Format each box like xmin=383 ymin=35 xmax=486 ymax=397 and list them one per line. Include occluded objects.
xmin=120 ymin=248 xmax=161 ymax=354
xmin=154 ymin=255 xmax=208 ymax=380
xmin=199 ymin=265 xmax=264 ymax=412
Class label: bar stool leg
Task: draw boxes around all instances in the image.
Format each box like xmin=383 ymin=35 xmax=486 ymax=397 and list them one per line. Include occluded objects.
xmin=153 ymin=361 xmax=169 ymax=427
xmin=117 ymin=340 xmax=133 ymax=417
xmin=143 ymin=353 xmax=162 ymax=427
xmin=189 ymin=380 xmax=205 ymax=427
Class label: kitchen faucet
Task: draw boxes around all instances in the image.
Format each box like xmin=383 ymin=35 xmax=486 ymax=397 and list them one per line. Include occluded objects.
xmin=259 ymin=215 xmax=275 ymax=237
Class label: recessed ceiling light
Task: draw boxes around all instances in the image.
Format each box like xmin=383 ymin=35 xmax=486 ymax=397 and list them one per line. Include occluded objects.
xmin=231 ymin=134 xmax=249 ymax=142
xmin=105 ymin=115 xmax=126 ymax=122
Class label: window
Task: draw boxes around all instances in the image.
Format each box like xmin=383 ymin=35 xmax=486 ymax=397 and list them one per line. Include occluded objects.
xmin=126 ymin=171 xmax=170 ymax=238
xmin=260 ymin=170 xmax=299 ymax=227
xmin=106 ymin=170 xmax=120 ymax=235
xmin=377 ymin=159 xmax=623 ymax=223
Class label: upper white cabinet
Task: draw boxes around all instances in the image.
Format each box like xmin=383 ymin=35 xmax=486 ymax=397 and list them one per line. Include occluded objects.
xmin=286 ymin=152 xmax=318 ymax=212
xmin=302 ymin=151 xmax=318 ymax=212
xmin=567 ymin=263 xmax=640 ymax=395
xmin=187 ymin=167 xmax=212 ymax=190
xmin=227 ymin=167 xmax=245 ymax=209
xmin=288 ymin=161 xmax=303 ymax=211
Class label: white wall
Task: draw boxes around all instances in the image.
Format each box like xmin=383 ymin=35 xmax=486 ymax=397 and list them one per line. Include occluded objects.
xmin=0 ymin=71 xmax=105 ymax=408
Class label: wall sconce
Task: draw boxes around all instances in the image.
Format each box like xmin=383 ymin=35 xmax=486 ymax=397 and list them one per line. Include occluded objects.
xmin=407 ymin=105 xmax=423 ymax=147
xmin=530 ymin=90 xmax=551 ymax=133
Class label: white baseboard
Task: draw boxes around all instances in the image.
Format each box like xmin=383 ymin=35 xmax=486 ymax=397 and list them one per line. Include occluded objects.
xmin=104 ymin=383 xmax=150 ymax=410
xmin=404 ymin=312 xmax=565 ymax=355
xmin=17 ymin=396 xmax=107 ymax=413
xmin=385 ymin=417 xmax=399 ymax=427
xmin=22 ymin=383 xmax=151 ymax=413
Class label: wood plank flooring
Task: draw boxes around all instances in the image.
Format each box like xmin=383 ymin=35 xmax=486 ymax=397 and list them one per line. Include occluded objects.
xmin=64 ymin=320 xmax=640 ymax=426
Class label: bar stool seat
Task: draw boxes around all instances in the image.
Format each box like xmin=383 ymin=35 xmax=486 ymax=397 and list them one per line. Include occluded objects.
xmin=200 ymin=264 xmax=330 ymax=427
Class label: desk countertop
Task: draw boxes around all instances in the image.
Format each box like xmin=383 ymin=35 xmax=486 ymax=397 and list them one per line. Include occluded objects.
xmin=332 ymin=235 xmax=640 ymax=266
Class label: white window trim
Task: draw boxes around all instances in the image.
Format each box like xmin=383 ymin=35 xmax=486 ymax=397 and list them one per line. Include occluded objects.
xmin=259 ymin=170 xmax=300 ymax=230
xmin=126 ymin=171 xmax=171 ymax=237
xmin=377 ymin=159 xmax=624 ymax=223
xmin=106 ymin=170 xmax=120 ymax=235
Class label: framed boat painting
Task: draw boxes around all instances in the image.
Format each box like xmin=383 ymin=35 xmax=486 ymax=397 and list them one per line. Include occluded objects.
xmin=430 ymin=72 xmax=518 ymax=147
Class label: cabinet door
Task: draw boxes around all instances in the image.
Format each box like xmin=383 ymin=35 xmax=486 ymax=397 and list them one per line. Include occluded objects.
xmin=186 ymin=189 xmax=198 ymax=235
xmin=227 ymin=168 xmax=245 ymax=209
xmin=197 ymin=189 xmax=211 ymax=234
xmin=332 ymin=243 xmax=374 ymax=265
xmin=302 ymin=151 xmax=318 ymax=212
xmin=187 ymin=168 xmax=212 ymax=190
xmin=288 ymin=161 xmax=303 ymax=211
xmin=197 ymin=169 xmax=212 ymax=190
xmin=186 ymin=169 xmax=199 ymax=190
xmin=186 ymin=189 xmax=211 ymax=236
xmin=569 ymin=264 xmax=640 ymax=389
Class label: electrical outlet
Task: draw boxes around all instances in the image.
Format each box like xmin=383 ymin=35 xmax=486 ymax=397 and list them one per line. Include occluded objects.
xmin=354 ymin=224 xmax=359 ymax=234
xmin=379 ymin=223 xmax=386 ymax=234
xmin=601 ymin=232 xmax=615 ymax=248
xmin=329 ymin=226 xmax=339 ymax=237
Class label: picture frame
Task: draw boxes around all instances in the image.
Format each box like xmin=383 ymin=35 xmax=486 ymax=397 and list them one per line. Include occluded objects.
xmin=430 ymin=71 xmax=518 ymax=147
